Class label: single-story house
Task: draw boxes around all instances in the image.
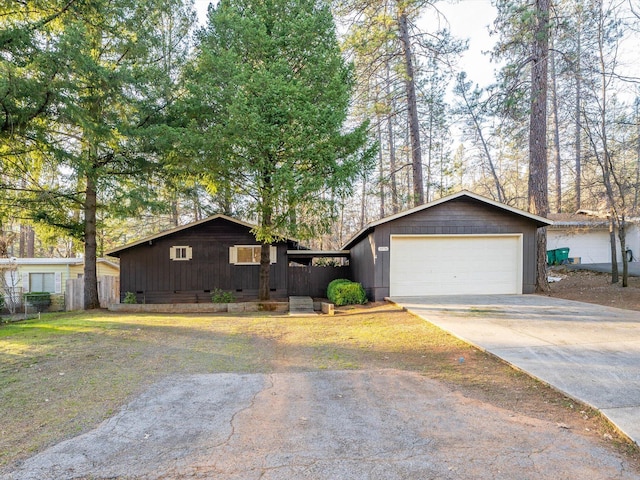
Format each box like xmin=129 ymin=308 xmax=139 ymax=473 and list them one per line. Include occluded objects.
xmin=105 ymin=214 xmax=307 ymax=303
xmin=547 ymin=212 xmax=640 ymax=264
xmin=106 ymin=192 xmax=552 ymax=305
xmin=0 ymin=257 xmax=119 ymax=309
xmin=342 ymin=190 xmax=552 ymax=301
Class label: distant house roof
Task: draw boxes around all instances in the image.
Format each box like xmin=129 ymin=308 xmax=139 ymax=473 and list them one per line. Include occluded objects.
xmin=0 ymin=257 xmax=118 ymax=269
xmin=547 ymin=211 xmax=639 ymax=229
xmin=97 ymin=258 xmax=120 ymax=270
xmin=0 ymin=257 xmax=84 ymax=265
xmin=105 ymin=214 xmax=301 ymax=257
xmin=342 ymin=190 xmax=553 ymax=250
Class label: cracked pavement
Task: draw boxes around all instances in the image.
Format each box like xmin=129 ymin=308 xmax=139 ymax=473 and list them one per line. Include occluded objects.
xmin=3 ymin=370 xmax=638 ymax=479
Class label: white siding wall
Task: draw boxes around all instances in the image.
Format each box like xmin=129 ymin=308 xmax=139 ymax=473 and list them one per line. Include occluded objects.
xmin=548 ymin=224 xmax=640 ymax=264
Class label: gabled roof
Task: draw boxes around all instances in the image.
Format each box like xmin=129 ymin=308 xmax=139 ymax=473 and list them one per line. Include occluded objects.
xmin=105 ymin=214 xmax=256 ymax=257
xmin=342 ymin=190 xmax=553 ymax=250
xmin=105 ymin=214 xmax=299 ymax=257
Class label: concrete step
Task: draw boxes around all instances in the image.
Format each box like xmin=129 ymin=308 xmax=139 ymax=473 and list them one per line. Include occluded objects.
xmin=289 ymin=296 xmax=316 ymax=316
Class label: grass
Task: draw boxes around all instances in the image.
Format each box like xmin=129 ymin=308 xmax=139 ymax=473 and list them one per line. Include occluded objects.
xmin=1 ymin=305 xmax=638 ymax=469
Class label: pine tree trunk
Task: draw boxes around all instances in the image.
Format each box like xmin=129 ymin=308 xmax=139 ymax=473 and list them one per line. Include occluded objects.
xmin=387 ymin=102 xmax=399 ymax=214
xmin=426 ymin=111 xmax=433 ymax=202
xmin=386 ymin=63 xmax=399 ymax=214
xmin=27 ymin=226 xmax=34 ymax=257
xmin=84 ymin=172 xmax=100 ymax=309
xmin=19 ymin=225 xmax=25 ymax=257
xmin=397 ymin=10 xmax=423 ymax=206
xmin=550 ymin=45 xmax=562 ymax=213
xmin=574 ymin=27 xmax=582 ymax=211
xmin=360 ymin=172 xmax=367 ymax=229
xmin=529 ymin=0 xmax=550 ymax=293
xmin=377 ymin=117 xmax=385 ymax=219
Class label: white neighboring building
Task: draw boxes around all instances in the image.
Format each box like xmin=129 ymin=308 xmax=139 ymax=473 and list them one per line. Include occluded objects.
xmin=547 ymin=212 xmax=640 ymax=264
xmin=1 ymin=257 xmax=120 ymax=311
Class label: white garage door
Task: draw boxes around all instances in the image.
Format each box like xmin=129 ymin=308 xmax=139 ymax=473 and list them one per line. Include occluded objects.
xmin=389 ymin=235 xmax=523 ymax=296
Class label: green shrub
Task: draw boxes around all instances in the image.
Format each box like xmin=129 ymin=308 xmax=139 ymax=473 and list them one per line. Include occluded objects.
xmin=328 ymin=281 xmax=367 ymax=306
xmin=0 ymin=295 xmax=4 ymax=310
xmin=24 ymin=292 xmax=51 ymax=311
xmin=123 ymin=292 xmax=137 ymax=304
xmin=211 ymin=288 xmax=235 ymax=303
xmin=326 ymin=278 xmax=351 ymax=300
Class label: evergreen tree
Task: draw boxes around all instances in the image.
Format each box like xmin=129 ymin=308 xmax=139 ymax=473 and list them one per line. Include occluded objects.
xmin=1 ymin=0 xmax=195 ymax=308
xmin=184 ymin=0 xmax=373 ymax=300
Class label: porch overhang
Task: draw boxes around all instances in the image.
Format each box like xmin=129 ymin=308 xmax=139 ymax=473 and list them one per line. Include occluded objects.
xmin=286 ymin=250 xmax=350 ymax=259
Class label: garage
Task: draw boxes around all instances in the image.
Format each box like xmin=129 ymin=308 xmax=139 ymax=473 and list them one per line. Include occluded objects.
xmin=389 ymin=234 xmax=523 ymax=296
xmin=343 ymin=191 xmax=552 ymax=301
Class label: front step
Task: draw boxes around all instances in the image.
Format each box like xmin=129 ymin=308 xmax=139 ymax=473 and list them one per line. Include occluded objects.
xmin=289 ymin=296 xmax=316 ymax=316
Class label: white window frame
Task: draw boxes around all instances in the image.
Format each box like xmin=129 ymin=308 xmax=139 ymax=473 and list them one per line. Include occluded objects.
xmin=229 ymin=245 xmax=277 ymax=265
xmin=24 ymin=272 xmax=61 ymax=293
xmin=170 ymin=245 xmax=192 ymax=261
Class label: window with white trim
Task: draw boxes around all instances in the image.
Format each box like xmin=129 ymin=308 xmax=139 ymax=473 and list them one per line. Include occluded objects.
xmin=229 ymin=245 xmax=277 ymax=265
xmin=170 ymin=245 xmax=192 ymax=261
xmin=28 ymin=272 xmax=59 ymax=293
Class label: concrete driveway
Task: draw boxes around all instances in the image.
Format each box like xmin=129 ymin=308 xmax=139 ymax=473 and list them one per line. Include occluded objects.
xmin=391 ymin=295 xmax=640 ymax=445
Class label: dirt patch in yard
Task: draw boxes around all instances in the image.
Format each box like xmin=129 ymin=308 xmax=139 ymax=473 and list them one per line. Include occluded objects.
xmin=1 ymin=303 xmax=639 ymax=477
xmin=545 ymin=266 xmax=640 ymax=311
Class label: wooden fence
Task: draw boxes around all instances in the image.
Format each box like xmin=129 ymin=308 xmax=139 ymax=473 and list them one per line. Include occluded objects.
xmin=287 ymin=265 xmax=351 ymax=298
xmin=65 ymin=275 xmax=120 ymax=311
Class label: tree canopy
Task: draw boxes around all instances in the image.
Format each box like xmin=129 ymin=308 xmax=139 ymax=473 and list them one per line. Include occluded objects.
xmin=181 ymin=0 xmax=373 ymax=299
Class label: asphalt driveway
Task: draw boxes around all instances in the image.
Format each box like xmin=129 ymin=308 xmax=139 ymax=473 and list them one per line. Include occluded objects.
xmin=4 ymin=370 xmax=639 ymax=480
xmin=391 ymin=295 xmax=640 ymax=445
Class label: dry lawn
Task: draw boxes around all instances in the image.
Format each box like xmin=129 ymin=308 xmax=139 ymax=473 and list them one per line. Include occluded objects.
xmin=1 ymin=302 xmax=639 ymax=471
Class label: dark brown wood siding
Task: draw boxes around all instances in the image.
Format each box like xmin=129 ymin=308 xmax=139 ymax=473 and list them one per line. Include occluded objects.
xmin=351 ymin=197 xmax=540 ymax=300
xmin=288 ymin=266 xmax=352 ymax=297
xmin=118 ymin=218 xmax=289 ymax=303
xmin=349 ymin=233 xmax=377 ymax=300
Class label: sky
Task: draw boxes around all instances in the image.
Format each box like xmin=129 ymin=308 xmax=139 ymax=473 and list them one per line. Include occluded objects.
xmin=430 ymin=0 xmax=498 ymax=88
xmin=192 ymin=0 xmax=500 ymax=88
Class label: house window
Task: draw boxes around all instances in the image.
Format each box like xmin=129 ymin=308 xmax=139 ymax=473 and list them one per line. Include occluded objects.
xmin=229 ymin=245 xmax=277 ymax=265
xmin=30 ymin=273 xmax=56 ymax=292
xmin=237 ymin=246 xmax=261 ymax=264
xmin=170 ymin=246 xmax=192 ymax=261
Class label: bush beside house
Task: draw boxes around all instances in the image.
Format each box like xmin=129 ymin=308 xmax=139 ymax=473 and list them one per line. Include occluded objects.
xmin=23 ymin=292 xmax=52 ymax=312
xmin=327 ymin=279 xmax=367 ymax=306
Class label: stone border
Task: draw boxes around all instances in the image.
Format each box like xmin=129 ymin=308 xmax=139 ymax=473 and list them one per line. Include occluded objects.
xmin=321 ymin=302 xmax=335 ymax=315
xmin=108 ymin=300 xmax=337 ymax=315
xmin=109 ymin=301 xmax=289 ymax=314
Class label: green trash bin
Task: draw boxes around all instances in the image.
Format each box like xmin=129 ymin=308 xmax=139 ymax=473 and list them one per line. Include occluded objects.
xmin=546 ymin=250 xmax=556 ymax=265
xmin=555 ymin=247 xmax=570 ymax=265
